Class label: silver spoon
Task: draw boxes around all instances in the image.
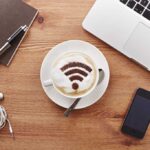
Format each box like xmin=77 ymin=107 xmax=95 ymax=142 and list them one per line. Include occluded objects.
xmin=64 ymin=69 xmax=105 ymax=117
xmin=0 ymin=93 xmax=4 ymax=101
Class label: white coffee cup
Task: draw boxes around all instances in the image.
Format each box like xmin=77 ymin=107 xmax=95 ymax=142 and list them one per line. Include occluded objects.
xmin=43 ymin=52 xmax=102 ymax=99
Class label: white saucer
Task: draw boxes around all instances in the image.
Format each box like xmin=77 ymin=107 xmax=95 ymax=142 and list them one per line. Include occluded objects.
xmin=40 ymin=40 xmax=110 ymax=109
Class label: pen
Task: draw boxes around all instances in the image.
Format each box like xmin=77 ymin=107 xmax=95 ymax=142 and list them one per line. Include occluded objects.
xmin=0 ymin=25 xmax=28 ymax=56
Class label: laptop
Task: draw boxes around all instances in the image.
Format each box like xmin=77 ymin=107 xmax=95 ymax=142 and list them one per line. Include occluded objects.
xmin=83 ymin=0 xmax=150 ymax=71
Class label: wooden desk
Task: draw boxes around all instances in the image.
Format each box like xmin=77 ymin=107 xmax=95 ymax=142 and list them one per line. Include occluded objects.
xmin=0 ymin=0 xmax=149 ymax=149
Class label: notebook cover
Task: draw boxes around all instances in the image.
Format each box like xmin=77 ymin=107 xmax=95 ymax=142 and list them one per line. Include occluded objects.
xmin=0 ymin=0 xmax=38 ymax=66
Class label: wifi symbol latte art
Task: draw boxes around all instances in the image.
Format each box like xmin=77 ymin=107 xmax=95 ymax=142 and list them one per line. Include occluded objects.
xmin=60 ymin=62 xmax=92 ymax=90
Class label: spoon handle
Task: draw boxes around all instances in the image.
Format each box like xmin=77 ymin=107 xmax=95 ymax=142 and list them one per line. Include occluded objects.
xmin=64 ymin=98 xmax=81 ymax=117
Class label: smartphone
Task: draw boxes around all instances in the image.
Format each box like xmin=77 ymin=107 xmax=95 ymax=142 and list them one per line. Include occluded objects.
xmin=122 ymin=88 xmax=150 ymax=139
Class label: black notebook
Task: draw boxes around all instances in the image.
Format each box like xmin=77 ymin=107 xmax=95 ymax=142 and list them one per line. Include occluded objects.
xmin=0 ymin=0 xmax=38 ymax=66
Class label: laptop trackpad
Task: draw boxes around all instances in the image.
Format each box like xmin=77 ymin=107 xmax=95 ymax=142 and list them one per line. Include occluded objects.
xmin=124 ymin=23 xmax=150 ymax=70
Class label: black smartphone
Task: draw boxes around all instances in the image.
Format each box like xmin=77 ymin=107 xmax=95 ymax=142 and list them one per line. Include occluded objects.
xmin=122 ymin=88 xmax=150 ymax=139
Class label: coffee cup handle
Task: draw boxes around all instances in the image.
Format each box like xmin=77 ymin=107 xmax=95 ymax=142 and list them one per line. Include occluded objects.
xmin=43 ymin=79 xmax=53 ymax=87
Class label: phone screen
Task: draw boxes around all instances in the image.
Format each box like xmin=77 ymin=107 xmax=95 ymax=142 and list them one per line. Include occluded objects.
xmin=122 ymin=88 xmax=150 ymax=139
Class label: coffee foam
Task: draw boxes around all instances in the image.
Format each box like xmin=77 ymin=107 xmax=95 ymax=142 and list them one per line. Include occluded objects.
xmin=50 ymin=52 xmax=97 ymax=97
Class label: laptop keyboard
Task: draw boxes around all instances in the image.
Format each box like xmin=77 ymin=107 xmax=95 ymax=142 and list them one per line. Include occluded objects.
xmin=120 ymin=0 xmax=150 ymax=20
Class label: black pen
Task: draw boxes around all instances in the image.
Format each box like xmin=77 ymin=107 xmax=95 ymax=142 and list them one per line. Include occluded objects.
xmin=0 ymin=25 xmax=28 ymax=56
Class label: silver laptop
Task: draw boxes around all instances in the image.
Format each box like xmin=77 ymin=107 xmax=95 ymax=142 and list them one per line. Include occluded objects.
xmin=83 ymin=0 xmax=150 ymax=71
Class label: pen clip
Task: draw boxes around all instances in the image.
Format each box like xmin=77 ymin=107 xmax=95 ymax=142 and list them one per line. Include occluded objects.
xmin=8 ymin=25 xmax=27 ymax=42
xmin=0 ymin=42 xmax=10 ymax=52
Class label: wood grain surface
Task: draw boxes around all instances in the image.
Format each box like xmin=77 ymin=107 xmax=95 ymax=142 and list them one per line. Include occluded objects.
xmin=0 ymin=0 xmax=150 ymax=149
